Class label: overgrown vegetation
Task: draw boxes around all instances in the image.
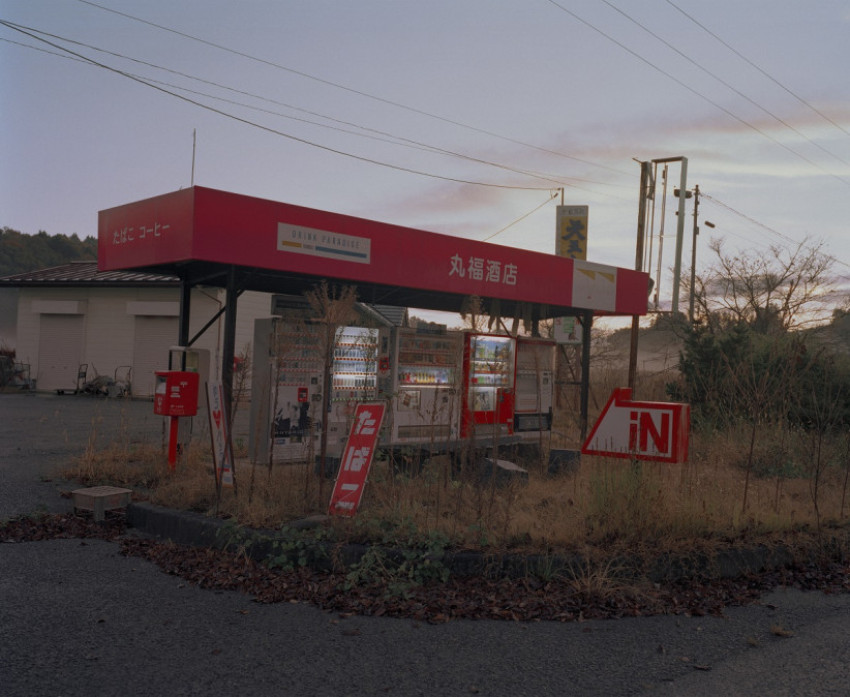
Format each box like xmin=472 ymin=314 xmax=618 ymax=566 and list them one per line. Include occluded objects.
xmin=59 ymin=244 xmax=850 ymax=586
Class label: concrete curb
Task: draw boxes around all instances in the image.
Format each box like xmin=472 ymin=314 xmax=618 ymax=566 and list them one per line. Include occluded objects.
xmin=126 ymin=501 xmax=846 ymax=583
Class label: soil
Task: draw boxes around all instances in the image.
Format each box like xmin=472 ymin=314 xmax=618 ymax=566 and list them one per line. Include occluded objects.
xmin=3 ymin=512 xmax=850 ymax=624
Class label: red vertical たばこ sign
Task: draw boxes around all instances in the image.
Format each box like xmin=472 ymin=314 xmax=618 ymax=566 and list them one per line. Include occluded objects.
xmin=328 ymin=402 xmax=386 ymax=517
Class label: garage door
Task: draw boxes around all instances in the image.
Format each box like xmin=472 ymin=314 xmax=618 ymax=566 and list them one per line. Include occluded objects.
xmin=38 ymin=314 xmax=85 ymax=393
xmin=132 ymin=316 xmax=178 ymax=398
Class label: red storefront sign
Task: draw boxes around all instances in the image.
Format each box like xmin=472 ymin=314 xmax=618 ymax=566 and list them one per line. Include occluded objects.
xmin=98 ymin=186 xmax=649 ymax=316
xmin=328 ymin=402 xmax=386 ymax=517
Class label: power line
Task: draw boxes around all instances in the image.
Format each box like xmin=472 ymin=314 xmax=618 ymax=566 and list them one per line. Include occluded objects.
xmin=3 ymin=24 xmax=576 ymax=188
xmin=0 ymin=19 xmax=559 ymax=192
xmin=543 ymin=0 xmax=850 ymax=188
xmin=599 ymin=0 xmax=850 ymax=169
xmin=481 ymin=191 xmax=560 ymax=242
xmin=701 ymin=193 xmax=850 ymax=271
xmin=74 ymin=0 xmax=631 ymax=180
xmin=663 ymin=0 xmax=850 ymax=140
xmin=1 ymin=18 xmax=633 ymax=196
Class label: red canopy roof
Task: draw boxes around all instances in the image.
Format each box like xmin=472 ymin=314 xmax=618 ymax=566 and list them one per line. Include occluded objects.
xmin=98 ymin=186 xmax=647 ymax=318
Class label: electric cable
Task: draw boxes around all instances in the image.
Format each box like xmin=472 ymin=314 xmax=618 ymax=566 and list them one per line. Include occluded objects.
xmin=1 ymin=23 xmax=627 ymax=194
xmin=663 ymin=0 xmax=850 ymax=139
xmin=74 ymin=0 xmax=631 ymax=179
xmin=481 ymin=191 xmax=560 ymax=242
xmin=701 ymin=193 xmax=850 ymax=272
xmin=600 ymin=0 xmax=850 ymax=168
xmin=0 ymin=19 xmax=558 ymax=192
xmin=543 ymin=0 xmax=850 ymax=188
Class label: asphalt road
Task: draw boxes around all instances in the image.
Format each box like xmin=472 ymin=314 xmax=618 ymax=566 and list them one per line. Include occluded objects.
xmin=2 ymin=392 xmax=850 ymax=696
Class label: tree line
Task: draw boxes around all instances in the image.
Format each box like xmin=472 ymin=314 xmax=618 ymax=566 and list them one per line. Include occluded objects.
xmin=0 ymin=227 xmax=98 ymax=277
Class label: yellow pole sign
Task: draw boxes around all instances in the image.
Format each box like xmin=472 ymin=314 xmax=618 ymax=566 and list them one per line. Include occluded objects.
xmin=556 ymin=205 xmax=589 ymax=260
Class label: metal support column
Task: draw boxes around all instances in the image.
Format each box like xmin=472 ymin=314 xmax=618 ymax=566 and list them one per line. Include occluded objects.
xmin=580 ymin=310 xmax=593 ymax=442
xmin=222 ymin=266 xmax=238 ymax=417
xmin=178 ymin=277 xmax=191 ymax=347
xmin=629 ymin=160 xmax=651 ymax=392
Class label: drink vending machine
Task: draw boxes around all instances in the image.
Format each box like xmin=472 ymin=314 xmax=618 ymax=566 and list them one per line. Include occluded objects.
xmin=381 ymin=327 xmax=464 ymax=447
xmin=460 ymin=333 xmax=516 ymax=438
xmin=249 ymin=319 xmax=557 ymax=465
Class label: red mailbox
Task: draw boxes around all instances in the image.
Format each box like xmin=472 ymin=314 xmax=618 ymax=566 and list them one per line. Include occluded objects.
xmin=154 ymin=371 xmax=200 ymax=417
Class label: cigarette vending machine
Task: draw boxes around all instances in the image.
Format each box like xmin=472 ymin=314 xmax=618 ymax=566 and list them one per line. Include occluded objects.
xmin=252 ymin=319 xmax=383 ymax=464
xmin=461 ymin=333 xmax=516 ymax=438
xmin=514 ymin=337 xmax=555 ymax=439
xmin=384 ymin=327 xmax=463 ymax=446
xmin=265 ymin=321 xmax=325 ymax=463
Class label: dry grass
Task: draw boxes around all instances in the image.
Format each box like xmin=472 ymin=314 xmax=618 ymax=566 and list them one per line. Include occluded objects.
xmin=63 ymin=415 xmax=850 ymax=559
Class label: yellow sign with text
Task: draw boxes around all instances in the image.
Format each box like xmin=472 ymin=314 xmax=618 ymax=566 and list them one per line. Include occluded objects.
xmin=556 ymin=205 xmax=589 ymax=260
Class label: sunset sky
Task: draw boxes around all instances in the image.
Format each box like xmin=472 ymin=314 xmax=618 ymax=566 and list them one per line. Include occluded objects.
xmin=2 ymin=0 xmax=849 ymax=317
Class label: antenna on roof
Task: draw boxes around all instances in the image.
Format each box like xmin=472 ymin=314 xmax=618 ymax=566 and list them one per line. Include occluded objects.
xmin=191 ymin=129 xmax=196 ymax=187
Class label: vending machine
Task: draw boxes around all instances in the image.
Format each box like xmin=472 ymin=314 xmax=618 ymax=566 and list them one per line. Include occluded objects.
xmin=384 ymin=327 xmax=463 ymax=446
xmin=514 ymin=337 xmax=555 ymax=439
xmin=460 ymin=333 xmax=516 ymax=438
xmin=324 ymin=326 xmax=382 ymax=456
xmin=266 ymin=321 xmax=325 ymax=462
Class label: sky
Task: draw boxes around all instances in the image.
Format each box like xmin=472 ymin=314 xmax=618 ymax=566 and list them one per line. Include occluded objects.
xmin=2 ymin=0 xmax=849 ymax=322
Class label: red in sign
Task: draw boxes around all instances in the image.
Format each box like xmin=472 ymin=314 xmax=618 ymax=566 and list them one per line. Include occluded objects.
xmin=328 ymin=402 xmax=386 ymax=516
xmin=581 ymin=388 xmax=690 ymax=463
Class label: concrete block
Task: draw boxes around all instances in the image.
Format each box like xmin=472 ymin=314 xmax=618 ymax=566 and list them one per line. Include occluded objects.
xmin=72 ymin=486 xmax=132 ymax=521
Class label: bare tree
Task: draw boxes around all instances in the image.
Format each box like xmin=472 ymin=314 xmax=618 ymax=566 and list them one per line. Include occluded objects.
xmin=694 ymin=237 xmax=834 ymax=332
xmin=304 ymin=281 xmax=359 ymax=497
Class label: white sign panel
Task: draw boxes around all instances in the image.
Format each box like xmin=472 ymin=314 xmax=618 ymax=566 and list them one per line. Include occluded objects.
xmin=206 ymin=381 xmax=235 ymax=487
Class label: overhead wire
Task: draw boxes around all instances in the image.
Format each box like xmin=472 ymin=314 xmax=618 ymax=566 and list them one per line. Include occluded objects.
xmin=543 ymin=0 xmax=850 ymax=188
xmin=0 ymin=19 xmax=637 ymax=200
xmin=663 ymin=0 xmax=850 ymax=139
xmin=0 ymin=19 xmax=559 ymax=192
xmin=1 ymin=25 xmax=582 ymax=189
xmin=480 ymin=191 xmax=561 ymax=242
xmin=701 ymin=192 xmax=850 ymax=272
xmin=74 ymin=0 xmax=632 ymax=180
xmin=6 ymin=4 xmax=845 ymax=262
xmin=600 ymin=0 xmax=850 ymax=169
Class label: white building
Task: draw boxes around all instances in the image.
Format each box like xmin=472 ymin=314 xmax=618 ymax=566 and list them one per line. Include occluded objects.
xmin=0 ymin=261 xmax=273 ymax=397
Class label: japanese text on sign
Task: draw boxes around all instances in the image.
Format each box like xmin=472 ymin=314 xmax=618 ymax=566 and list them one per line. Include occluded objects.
xmin=556 ymin=205 xmax=588 ymax=260
xmin=111 ymin=221 xmax=171 ymax=246
xmin=449 ymin=254 xmax=517 ymax=286
xmin=328 ymin=402 xmax=386 ymax=516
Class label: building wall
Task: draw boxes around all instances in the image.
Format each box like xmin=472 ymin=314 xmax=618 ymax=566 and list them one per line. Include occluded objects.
xmin=233 ymin=290 xmax=273 ymax=360
xmin=15 ymin=286 xmax=273 ymax=396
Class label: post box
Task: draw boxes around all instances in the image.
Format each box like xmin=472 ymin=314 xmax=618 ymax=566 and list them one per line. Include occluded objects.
xmin=153 ymin=371 xmax=200 ymax=417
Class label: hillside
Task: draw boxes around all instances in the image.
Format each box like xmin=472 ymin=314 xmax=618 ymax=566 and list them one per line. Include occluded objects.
xmin=0 ymin=227 xmax=97 ymax=276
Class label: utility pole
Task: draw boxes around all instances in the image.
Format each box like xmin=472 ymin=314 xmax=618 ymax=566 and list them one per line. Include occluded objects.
xmin=675 ymin=184 xmax=715 ymax=323
xmin=628 ymin=161 xmax=652 ymax=392
xmin=689 ymin=185 xmax=700 ymax=324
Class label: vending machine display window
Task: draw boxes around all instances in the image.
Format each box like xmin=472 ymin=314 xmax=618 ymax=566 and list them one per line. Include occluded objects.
xmin=331 ymin=327 xmax=379 ymax=402
xmin=462 ymin=333 xmax=516 ymax=437
xmin=270 ymin=323 xmax=323 ymax=446
xmin=388 ymin=329 xmax=463 ymax=444
xmin=396 ymin=331 xmax=461 ymax=387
